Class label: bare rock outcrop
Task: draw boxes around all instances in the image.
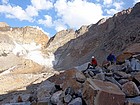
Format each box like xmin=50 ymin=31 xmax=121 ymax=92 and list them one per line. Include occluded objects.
xmin=46 ymin=29 xmax=76 ymax=53
xmin=9 ymin=26 xmax=49 ymax=48
xmin=0 ymin=22 xmax=9 ymax=27
xmin=0 ymin=34 xmax=14 ymax=56
xmin=0 ymin=22 xmax=10 ymax=31
xmin=0 ymin=22 xmax=49 ymax=48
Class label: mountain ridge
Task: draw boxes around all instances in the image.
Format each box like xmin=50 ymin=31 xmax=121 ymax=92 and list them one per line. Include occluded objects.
xmin=46 ymin=2 xmax=140 ymax=70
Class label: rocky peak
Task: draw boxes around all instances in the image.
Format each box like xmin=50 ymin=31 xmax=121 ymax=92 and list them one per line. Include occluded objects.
xmin=54 ymin=29 xmax=75 ymax=38
xmin=75 ymin=25 xmax=89 ymax=37
xmin=0 ymin=25 xmax=49 ymax=48
xmin=96 ymin=18 xmax=107 ymax=25
xmin=0 ymin=22 xmax=10 ymax=31
xmin=11 ymin=26 xmax=49 ymax=47
xmin=46 ymin=29 xmax=76 ymax=53
xmin=0 ymin=22 xmax=9 ymax=27
xmin=132 ymin=2 xmax=140 ymax=14
xmin=114 ymin=8 xmax=132 ymax=17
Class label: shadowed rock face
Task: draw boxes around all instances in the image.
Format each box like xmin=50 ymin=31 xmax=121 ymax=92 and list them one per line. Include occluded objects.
xmin=45 ymin=2 xmax=140 ymax=70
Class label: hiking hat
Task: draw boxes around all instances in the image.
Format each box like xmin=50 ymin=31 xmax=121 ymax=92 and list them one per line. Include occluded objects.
xmin=92 ymin=56 xmax=94 ymax=58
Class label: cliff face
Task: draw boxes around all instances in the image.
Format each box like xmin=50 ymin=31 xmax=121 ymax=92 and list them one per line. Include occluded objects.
xmin=0 ymin=24 xmax=49 ymax=48
xmin=46 ymin=29 xmax=76 ymax=53
xmin=45 ymin=2 xmax=140 ymax=70
xmin=0 ymin=23 xmax=50 ymax=72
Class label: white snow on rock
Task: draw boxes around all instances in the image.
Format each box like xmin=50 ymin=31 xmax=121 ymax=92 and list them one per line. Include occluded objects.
xmin=12 ymin=41 xmax=55 ymax=68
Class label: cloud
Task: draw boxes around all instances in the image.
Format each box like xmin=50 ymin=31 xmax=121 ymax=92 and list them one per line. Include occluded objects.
xmin=38 ymin=14 xmax=67 ymax=32
xmin=103 ymin=0 xmax=112 ymax=5
xmin=134 ymin=0 xmax=140 ymax=4
xmin=96 ymin=0 xmax=100 ymax=2
xmin=0 ymin=5 xmax=32 ymax=21
xmin=106 ymin=9 xmax=117 ymax=15
xmin=54 ymin=0 xmax=103 ymax=29
xmin=2 ymin=0 xmax=9 ymax=4
xmin=54 ymin=19 xmax=67 ymax=32
xmin=0 ymin=0 xmax=54 ymax=22
xmin=55 ymin=25 xmax=67 ymax=32
xmin=38 ymin=15 xmax=53 ymax=27
xmin=31 ymin=0 xmax=53 ymax=10
xmin=25 ymin=5 xmax=38 ymax=17
xmin=105 ymin=1 xmax=124 ymax=15
xmin=113 ymin=2 xmax=124 ymax=10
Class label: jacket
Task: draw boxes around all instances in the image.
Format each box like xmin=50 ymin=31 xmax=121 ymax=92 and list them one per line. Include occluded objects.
xmin=91 ymin=58 xmax=97 ymax=65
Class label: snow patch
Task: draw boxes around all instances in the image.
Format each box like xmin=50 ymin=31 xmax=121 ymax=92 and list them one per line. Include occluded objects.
xmin=0 ymin=66 xmax=16 ymax=76
xmin=12 ymin=41 xmax=55 ymax=68
xmin=26 ymin=51 xmax=55 ymax=67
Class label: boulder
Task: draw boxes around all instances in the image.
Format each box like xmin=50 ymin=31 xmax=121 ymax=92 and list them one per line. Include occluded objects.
xmin=75 ymin=71 xmax=86 ymax=83
xmin=114 ymin=71 xmax=132 ymax=79
xmin=65 ymin=87 xmax=75 ymax=96
xmin=50 ymin=90 xmax=63 ymax=104
xmin=118 ymin=79 xmax=129 ymax=85
xmin=68 ymin=97 xmax=82 ymax=105
xmin=122 ymin=81 xmax=140 ymax=97
xmin=82 ymin=78 xmax=125 ymax=105
xmin=37 ymin=80 xmax=55 ymax=102
xmin=64 ymin=94 xmax=72 ymax=103
xmin=94 ymin=73 xmax=105 ymax=81
xmin=116 ymin=52 xmax=133 ymax=63
xmin=130 ymin=58 xmax=140 ymax=71
xmin=126 ymin=96 xmax=140 ymax=105
xmin=133 ymin=72 xmax=140 ymax=83
xmin=108 ymin=64 xmax=124 ymax=71
xmin=48 ymin=69 xmax=83 ymax=94
xmin=105 ymin=76 xmax=122 ymax=89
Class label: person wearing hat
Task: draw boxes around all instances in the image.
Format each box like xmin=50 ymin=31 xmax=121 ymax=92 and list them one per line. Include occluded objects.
xmin=86 ymin=56 xmax=98 ymax=70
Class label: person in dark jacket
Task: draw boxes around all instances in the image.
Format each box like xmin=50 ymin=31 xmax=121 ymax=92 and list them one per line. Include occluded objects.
xmin=107 ymin=53 xmax=116 ymax=64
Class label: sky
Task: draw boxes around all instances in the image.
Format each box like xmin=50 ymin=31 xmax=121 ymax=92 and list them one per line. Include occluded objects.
xmin=0 ymin=0 xmax=140 ymax=37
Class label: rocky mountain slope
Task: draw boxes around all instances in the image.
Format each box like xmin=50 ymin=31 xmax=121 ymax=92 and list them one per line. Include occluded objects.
xmin=0 ymin=22 xmax=56 ymax=95
xmin=46 ymin=2 xmax=140 ymax=70
xmin=0 ymin=22 xmax=50 ymax=69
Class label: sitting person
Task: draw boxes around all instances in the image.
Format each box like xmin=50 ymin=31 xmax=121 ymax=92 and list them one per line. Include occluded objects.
xmin=86 ymin=56 xmax=98 ymax=70
xmin=107 ymin=53 xmax=116 ymax=65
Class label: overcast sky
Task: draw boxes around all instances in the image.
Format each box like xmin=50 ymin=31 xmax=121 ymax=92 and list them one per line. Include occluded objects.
xmin=0 ymin=0 xmax=139 ymax=37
